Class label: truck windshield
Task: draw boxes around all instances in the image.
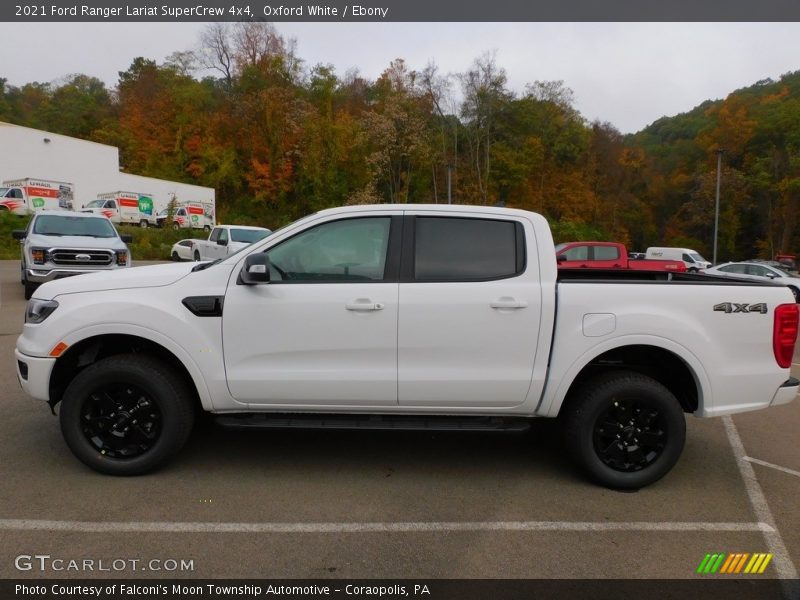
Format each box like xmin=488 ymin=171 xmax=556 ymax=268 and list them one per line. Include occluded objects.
xmin=33 ymin=215 xmax=118 ymax=238
xmin=83 ymin=200 xmax=105 ymax=208
xmin=689 ymin=252 xmax=707 ymax=263
xmin=230 ymin=228 xmax=271 ymax=243
xmin=0 ymin=188 xmax=8 ymax=197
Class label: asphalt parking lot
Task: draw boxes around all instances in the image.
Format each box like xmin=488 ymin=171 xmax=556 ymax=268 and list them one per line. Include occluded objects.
xmin=0 ymin=260 xmax=799 ymax=588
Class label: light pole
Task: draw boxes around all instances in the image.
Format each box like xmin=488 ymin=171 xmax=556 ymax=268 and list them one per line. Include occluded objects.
xmin=446 ymin=164 xmax=453 ymax=204
xmin=713 ymin=149 xmax=724 ymax=265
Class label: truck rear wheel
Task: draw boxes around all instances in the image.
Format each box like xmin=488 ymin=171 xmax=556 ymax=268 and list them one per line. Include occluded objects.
xmin=59 ymin=354 xmax=195 ymax=476
xmin=139 ymin=220 xmax=148 ymax=228
xmin=563 ymin=371 xmax=685 ymax=489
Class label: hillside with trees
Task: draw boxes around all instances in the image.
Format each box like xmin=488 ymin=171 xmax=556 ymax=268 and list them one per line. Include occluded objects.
xmin=1 ymin=22 xmax=799 ymax=260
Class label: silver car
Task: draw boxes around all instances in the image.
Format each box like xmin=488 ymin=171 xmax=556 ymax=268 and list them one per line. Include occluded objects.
xmin=704 ymin=261 xmax=800 ymax=301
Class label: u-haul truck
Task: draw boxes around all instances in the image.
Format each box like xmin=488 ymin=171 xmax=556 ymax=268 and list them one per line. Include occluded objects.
xmin=0 ymin=178 xmax=74 ymax=215
xmin=157 ymin=201 xmax=215 ymax=231
xmin=82 ymin=191 xmax=156 ymax=227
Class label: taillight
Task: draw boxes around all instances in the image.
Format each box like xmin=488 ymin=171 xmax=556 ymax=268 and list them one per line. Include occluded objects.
xmin=30 ymin=248 xmax=46 ymax=264
xmin=773 ymin=303 xmax=799 ymax=368
xmin=116 ymin=250 xmax=128 ymax=266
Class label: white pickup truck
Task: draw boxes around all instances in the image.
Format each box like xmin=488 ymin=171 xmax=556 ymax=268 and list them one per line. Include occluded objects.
xmin=14 ymin=205 xmax=800 ymax=488
xmin=190 ymin=224 xmax=272 ymax=261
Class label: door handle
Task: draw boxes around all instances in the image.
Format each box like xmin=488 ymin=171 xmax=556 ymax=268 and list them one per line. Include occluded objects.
xmin=490 ymin=298 xmax=528 ymax=309
xmin=346 ymin=300 xmax=384 ymax=311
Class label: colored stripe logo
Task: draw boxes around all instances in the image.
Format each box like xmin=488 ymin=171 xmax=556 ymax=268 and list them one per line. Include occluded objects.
xmin=697 ymin=552 xmax=773 ymax=574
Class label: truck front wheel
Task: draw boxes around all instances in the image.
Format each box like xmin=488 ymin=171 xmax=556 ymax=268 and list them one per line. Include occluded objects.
xmin=59 ymin=354 xmax=195 ymax=476
xmin=563 ymin=371 xmax=686 ymax=489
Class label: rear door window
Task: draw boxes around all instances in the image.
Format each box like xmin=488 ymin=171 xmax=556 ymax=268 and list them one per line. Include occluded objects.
xmin=413 ymin=217 xmax=523 ymax=281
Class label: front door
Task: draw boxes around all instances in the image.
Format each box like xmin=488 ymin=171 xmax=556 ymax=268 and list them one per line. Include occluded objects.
xmin=223 ymin=214 xmax=401 ymax=407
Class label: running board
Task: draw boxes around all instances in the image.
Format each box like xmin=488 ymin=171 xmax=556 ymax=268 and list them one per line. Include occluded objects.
xmin=215 ymin=413 xmax=532 ymax=433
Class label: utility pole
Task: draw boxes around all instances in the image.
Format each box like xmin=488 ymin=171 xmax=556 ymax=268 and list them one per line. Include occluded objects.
xmin=713 ymin=149 xmax=724 ymax=265
xmin=447 ymin=164 xmax=453 ymax=204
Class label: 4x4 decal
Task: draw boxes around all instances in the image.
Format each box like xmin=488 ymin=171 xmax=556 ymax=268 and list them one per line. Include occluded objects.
xmin=713 ymin=302 xmax=768 ymax=314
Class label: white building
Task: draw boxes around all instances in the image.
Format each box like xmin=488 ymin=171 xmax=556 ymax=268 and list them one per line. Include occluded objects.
xmin=0 ymin=121 xmax=215 ymax=212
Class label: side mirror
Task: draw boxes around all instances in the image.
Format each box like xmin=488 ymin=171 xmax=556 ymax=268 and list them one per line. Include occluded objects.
xmin=766 ymin=272 xmax=778 ymax=279
xmin=556 ymin=255 xmax=566 ymax=263
xmin=12 ymin=230 xmax=26 ymax=240
xmin=120 ymin=234 xmax=133 ymax=243
xmin=237 ymin=253 xmax=270 ymax=285
xmin=217 ymin=238 xmax=228 ymax=246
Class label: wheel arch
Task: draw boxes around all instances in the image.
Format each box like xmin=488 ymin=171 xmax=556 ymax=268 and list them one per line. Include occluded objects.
xmin=545 ymin=340 xmax=709 ymax=418
xmin=48 ymin=331 xmax=211 ymax=412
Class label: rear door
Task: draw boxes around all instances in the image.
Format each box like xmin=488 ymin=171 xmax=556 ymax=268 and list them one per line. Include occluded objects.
xmin=397 ymin=212 xmax=543 ymax=408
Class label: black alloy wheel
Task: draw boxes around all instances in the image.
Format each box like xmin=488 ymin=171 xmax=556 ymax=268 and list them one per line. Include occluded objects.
xmin=563 ymin=370 xmax=686 ymax=489
xmin=79 ymin=384 xmax=162 ymax=459
xmin=592 ymin=398 xmax=666 ymax=472
xmin=60 ymin=354 xmax=195 ymax=475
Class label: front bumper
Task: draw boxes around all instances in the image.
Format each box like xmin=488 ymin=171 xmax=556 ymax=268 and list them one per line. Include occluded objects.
xmin=770 ymin=376 xmax=799 ymax=407
xmin=15 ymin=348 xmax=56 ymax=402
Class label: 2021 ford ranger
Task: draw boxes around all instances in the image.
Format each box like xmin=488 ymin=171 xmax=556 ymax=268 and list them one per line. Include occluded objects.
xmin=14 ymin=205 xmax=800 ymax=488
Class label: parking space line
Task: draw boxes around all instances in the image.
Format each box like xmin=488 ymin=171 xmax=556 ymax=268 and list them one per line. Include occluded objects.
xmin=0 ymin=518 xmax=775 ymax=534
xmin=723 ymin=415 xmax=799 ymax=590
xmin=744 ymin=456 xmax=800 ymax=479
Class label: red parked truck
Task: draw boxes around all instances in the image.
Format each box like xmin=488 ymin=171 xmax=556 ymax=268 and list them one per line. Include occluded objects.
xmin=555 ymin=242 xmax=686 ymax=272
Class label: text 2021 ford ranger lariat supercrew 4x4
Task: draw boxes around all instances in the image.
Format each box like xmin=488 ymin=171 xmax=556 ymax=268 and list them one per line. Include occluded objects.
xmin=14 ymin=205 xmax=799 ymax=488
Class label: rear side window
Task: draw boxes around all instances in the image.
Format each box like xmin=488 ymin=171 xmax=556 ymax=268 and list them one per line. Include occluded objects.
xmin=594 ymin=246 xmax=620 ymax=260
xmin=561 ymin=245 xmax=589 ymax=261
xmin=414 ymin=217 xmax=523 ymax=281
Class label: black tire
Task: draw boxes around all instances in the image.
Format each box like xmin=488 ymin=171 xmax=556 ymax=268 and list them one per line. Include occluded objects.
xmin=59 ymin=354 xmax=195 ymax=476
xmin=139 ymin=220 xmax=148 ymax=228
xmin=24 ymin=280 xmax=37 ymax=300
xmin=172 ymin=223 xmax=180 ymax=231
xmin=171 ymin=251 xmax=180 ymax=261
xmin=194 ymin=250 xmax=201 ymax=261
xmin=687 ymin=267 xmax=698 ymax=273
xmin=204 ymin=225 xmax=211 ymax=233
xmin=562 ymin=371 xmax=686 ymax=489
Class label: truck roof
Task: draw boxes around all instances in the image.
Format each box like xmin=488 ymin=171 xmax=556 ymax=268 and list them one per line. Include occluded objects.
xmin=314 ymin=204 xmax=544 ymax=219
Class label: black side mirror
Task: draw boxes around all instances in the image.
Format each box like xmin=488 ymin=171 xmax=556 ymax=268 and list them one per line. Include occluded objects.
xmin=12 ymin=230 xmax=26 ymax=240
xmin=237 ymin=253 xmax=270 ymax=285
xmin=217 ymin=238 xmax=228 ymax=246
xmin=120 ymin=234 xmax=133 ymax=243
xmin=556 ymin=254 xmax=566 ymax=263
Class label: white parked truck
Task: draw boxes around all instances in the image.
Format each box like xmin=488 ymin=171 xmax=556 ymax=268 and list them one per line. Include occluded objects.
xmin=0 ymin=178 xmax=74 ymax=215
xmin=12 ymin=211 xmax=133 ymax=299
xmin=81 ymin=192 xmax=157 ymax=227
xmin=14 ymin=205 xmax=800 ymax=488
xmin=191 ymin=224 xmax=272 ymax=261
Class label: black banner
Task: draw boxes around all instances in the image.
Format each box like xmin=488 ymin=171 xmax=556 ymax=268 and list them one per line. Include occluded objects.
xmin=2 ymin=579 xmax=795 ymax=600
xmin=3 ymin=0 xmax=800 ymax=22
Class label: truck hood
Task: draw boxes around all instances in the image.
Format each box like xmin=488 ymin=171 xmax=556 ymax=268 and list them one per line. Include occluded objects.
xmin=34 ymin=262 xmax=198 ymax=299
xmin=26 ymin=233 xmax=128 ymax=250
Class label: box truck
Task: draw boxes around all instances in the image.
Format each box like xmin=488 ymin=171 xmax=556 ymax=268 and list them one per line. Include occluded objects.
xmin=156 ymin=201 xmax=215 ymax=231
xmin=0 ymin=178 xmax=74 ymax=215
xmin=81 ymin=191 xmax=157 ymax=227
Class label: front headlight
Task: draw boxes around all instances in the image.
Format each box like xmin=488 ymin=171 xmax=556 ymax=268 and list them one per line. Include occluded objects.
xmin=25 ymin=299 xmax=59 ymax=324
